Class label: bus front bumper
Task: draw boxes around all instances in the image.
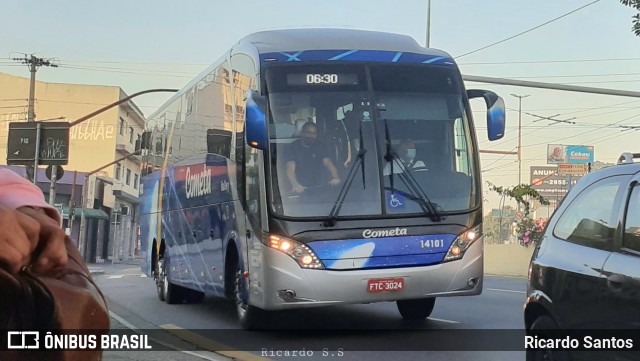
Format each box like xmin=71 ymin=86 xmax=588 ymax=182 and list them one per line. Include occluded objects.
xmin=250 ymin=239 xmax=483 ymax=310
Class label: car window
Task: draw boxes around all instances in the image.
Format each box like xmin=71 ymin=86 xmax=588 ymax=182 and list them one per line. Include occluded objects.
xmin=623 ymin=185 xmax=640 ymax=253
xmin=553 ymin=176 xmax=625 ymax=250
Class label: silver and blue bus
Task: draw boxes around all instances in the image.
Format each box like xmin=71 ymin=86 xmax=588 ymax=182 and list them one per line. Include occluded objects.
xmin=139 ymin=28 xmax=506 ymax=329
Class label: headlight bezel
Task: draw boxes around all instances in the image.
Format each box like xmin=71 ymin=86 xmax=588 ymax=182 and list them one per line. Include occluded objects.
xmin=264 ymin=234 xmax=325 ymax=269
xmin=443 ymin=224 xmax=482 ymax=262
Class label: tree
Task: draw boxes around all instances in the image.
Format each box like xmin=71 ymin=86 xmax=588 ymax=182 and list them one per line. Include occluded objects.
xmin=620 ymin=0 xmax=640 ymax=36
xmin=488 ymin=183 xmax=550 ymax=246
xmin=487 ymin=183 xmax=550 ymax=217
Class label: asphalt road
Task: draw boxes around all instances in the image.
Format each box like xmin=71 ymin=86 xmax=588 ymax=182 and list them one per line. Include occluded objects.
xmin=94 ymin=262 xmax=528 ymax=361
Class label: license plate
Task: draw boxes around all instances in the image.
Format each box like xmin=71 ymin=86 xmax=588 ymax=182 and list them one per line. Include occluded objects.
xmin=367 ymin=278 xmax=404 ymax=293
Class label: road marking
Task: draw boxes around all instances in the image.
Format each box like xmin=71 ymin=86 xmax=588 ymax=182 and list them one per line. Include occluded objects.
xmin=108 ymin=274 xmax=148 ymax=279
xmin=182 ymin=350 xmax=227 ymax=361
xmin=109 ymin=310 xmax=138 ymax=330
xmin=428 ymin=317 xmax=460 ymax=324
xmin=487 ymin=288 xmax=527 ymax=295
xmin=109 ymin=311 xmax=228 ymax=361
xmin=160 ymin=324 xmax=271 ymax=361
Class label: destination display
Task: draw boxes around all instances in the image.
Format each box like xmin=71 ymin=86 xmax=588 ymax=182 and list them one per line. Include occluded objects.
xmin=287 ymin=73 xmax=359 ymax=86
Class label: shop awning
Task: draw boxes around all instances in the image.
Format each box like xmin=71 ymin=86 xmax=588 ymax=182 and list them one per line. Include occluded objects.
xmin=62 ymin=207 xmax=110 ymax=220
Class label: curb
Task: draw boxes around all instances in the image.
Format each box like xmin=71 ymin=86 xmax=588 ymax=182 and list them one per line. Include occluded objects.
xmin=89 ymin=268 xmax=105 ymax=275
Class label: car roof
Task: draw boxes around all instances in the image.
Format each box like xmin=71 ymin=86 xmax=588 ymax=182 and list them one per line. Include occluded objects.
xmin=567 ymin=162 xmax=640 ymax=196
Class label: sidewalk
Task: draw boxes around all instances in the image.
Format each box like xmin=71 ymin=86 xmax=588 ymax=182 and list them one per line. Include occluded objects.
xmin=88 ymin=257 xmax=144 ymax=276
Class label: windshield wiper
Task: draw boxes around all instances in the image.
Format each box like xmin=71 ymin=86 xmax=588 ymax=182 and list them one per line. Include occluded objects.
xmin=324 ymin=119 xmax=367 ymax=227
xmin=382 ymin=119 xmax=443 ymax=222
xmin=383 ymin=118 xmax=395 ymax=193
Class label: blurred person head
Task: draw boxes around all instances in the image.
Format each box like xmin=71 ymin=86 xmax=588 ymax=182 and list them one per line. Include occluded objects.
xmin=397 ymin=139 xmax=417 ymax=162
xmin=299 ymin=122 xmax=318 ymax=147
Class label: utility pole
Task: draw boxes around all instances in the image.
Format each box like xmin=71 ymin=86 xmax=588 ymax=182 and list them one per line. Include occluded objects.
xmin=510 ymin=94 xmax=530 ymax=188
xmin=13 ymin=54 xmax=58 ymax=182
xmin=13 ymin=54 xmax=58 ymax=122
xmin=425 ymin=0 xmax=432 ymax=47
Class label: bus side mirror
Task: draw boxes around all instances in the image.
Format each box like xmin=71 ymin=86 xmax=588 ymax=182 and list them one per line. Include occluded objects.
xmin=467 ymin=89 xmax=505 ymax=141
xmin=245 ymin=90 xmax=268 ymax=150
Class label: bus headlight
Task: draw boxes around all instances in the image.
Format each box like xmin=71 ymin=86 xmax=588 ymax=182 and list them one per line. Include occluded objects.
xmin=267 ymin=235 xmax=325 ymax=269
xmin=444 ymin=225 xmax=482 ymax=262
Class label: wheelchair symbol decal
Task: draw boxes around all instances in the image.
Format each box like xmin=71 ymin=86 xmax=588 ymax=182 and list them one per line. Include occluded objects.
xmin=388 ymin=193 xmax=405 ymax=208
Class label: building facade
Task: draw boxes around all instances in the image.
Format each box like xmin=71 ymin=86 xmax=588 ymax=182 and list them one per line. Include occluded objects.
xmin=0 ymin=72 xmax=145 ymax=262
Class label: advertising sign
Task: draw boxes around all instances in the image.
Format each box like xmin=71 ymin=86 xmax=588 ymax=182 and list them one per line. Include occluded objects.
xmin=566 ymin=145 xmax=594 ymax=164
xmin=547 ymin=145 xmax=566 ymax=164
xmin=557 ymin=163 xmax=588 ymax=176
xmin=530 ymin=166 xmax=580 ymax=200
xmin=547 ymin=144 xmax=594 ymax=165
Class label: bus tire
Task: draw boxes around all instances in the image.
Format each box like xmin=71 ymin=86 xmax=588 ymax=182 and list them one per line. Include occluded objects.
xmin=526 ymin=315 xmax=569 ymax=361
xmin=155 ymin=257 xmax=165 ymax=302
xmin=159 ymin=257 xmax=182 ymax=304
xmin=234 ymin=264 xmax=268 ymax=329
xmin=396 ymin=297 xmax=436 ymax=321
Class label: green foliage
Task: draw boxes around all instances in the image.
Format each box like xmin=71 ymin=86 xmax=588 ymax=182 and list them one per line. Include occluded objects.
xmin=487 ymin=183 xmax=550 ymax=216
xmin=620 ymin=0 xmax=640 ymax=36
xmin=487 ymin=183 xmax=550 ymax=246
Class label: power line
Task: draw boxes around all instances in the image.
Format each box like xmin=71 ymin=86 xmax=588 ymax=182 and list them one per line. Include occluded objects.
xmin=0 ymin=105 xmax=27 ymax=109
xmin=455 ymin=0 xmax=601 ymax=59
xmin=506 ymin=72 xmax=640 ymax=79
xmin=60 ymin=59 xmax=208 ymax=66
xmin=57 ymin=65 xmax=193 ymax=78
xmin=458 ymin=57 xmax=640 ymax=66
xmin=522 ymin=112 xmax=640 ymax=148
xmin=58 ymin=63 xmax=200 ymax=76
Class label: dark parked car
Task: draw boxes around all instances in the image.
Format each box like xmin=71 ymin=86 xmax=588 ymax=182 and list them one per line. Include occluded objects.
xmin=525 ymin=153 xmax=640 ymax=361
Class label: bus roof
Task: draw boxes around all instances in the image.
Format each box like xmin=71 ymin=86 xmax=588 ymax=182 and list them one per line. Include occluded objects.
xmin=147 ymin=28 xmax=454 ymax=122
xmin=238 ymin=28 xmax=450 ymax=58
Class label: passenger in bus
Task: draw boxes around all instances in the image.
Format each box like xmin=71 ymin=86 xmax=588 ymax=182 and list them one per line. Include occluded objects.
xmin=383 ymin=139 xmax=427 ymax=175
xmin=285 ymin=122 xmax=341 ymax=193
xmin=269 ymin=105 xmax=297 ymax=139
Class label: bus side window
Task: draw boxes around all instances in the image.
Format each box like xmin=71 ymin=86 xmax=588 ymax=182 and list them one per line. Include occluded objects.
xmin=207 ymin=129 xmax=232 ymax=158
xmin=244 ymin=145 xmax=261 ymax=228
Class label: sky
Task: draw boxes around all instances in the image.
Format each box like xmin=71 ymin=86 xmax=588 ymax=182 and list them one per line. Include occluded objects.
xmin=1 ymin=0 xmax=639 ymax=213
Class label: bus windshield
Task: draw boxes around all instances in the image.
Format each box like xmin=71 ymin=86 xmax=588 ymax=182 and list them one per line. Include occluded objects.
xmin=265 ymin=63 xmax=478 ymax=219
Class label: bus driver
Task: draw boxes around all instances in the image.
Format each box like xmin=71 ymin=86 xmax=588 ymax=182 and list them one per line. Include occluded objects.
xmin=285 ymin=122 xmax=341 ymax=193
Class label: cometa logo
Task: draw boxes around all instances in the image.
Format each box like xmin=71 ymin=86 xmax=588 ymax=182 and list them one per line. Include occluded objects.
xmin=362 ymin=228 xmax=408 ymax=239
xmin=185 ymin=165 xmax=212 ymax=199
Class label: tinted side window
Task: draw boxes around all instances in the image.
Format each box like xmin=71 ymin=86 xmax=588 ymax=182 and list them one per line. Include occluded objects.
xmin=553 ymin=176 xmax=625 ymax=250
xmin=624 ymin=185 xmax=640 ymax=253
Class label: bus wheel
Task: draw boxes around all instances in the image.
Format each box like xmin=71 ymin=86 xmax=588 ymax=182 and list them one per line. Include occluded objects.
xmin=155 ymin=258 xmax=165 ymax=302
xmin=397 ymin=298 xmax=436 ymax=321
xmin=159 ymin=257 xmax=182 ymax=304
xmin=234 ymin=266 xmax=268 ymax=329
